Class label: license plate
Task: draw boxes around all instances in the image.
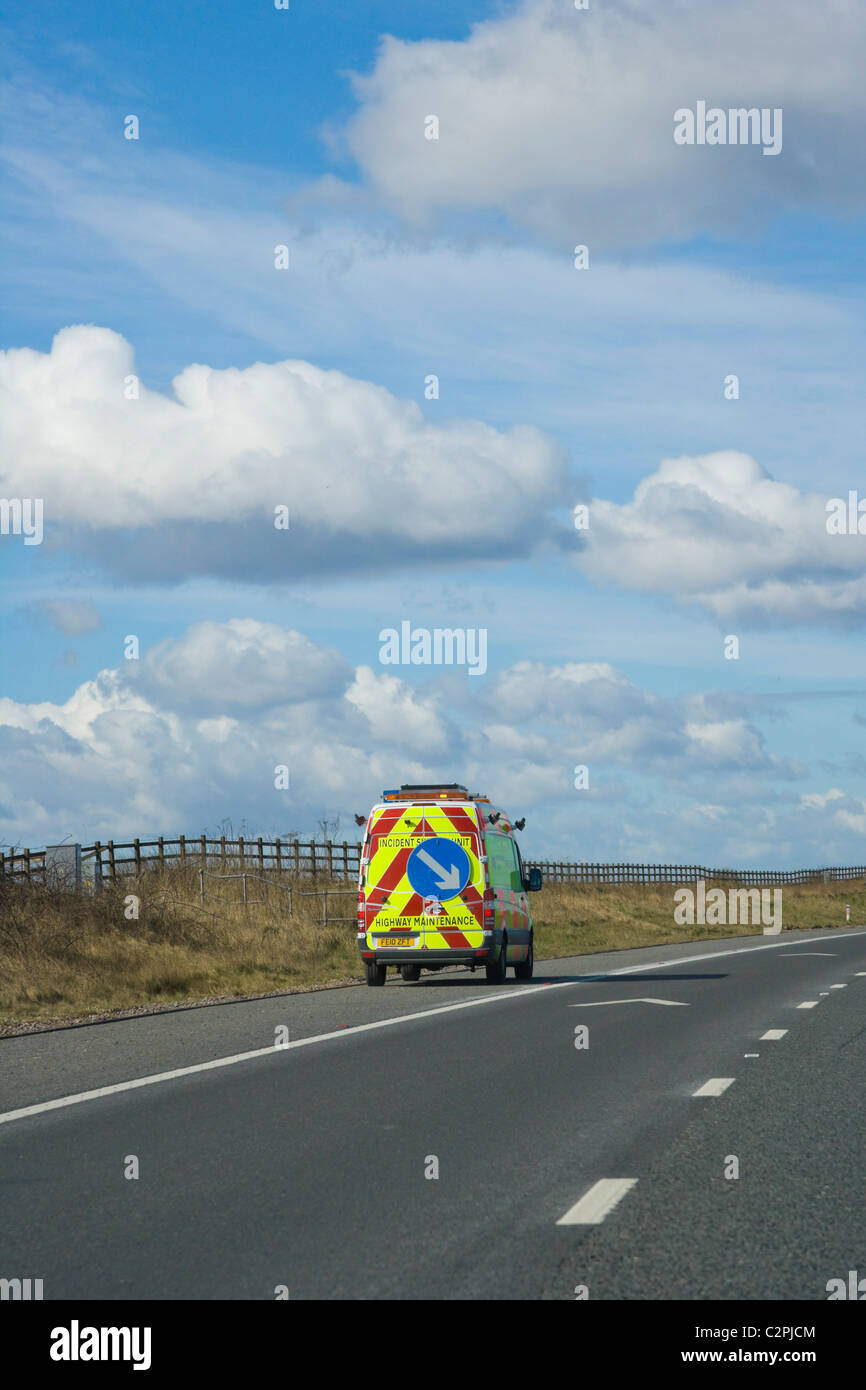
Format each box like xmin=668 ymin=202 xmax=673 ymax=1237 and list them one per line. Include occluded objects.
xmin=377 ymin=936 xmax=417 ymax=948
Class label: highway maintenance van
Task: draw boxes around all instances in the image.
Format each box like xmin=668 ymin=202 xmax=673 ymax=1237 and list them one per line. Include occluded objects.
xmin=356 ymin=784 xmax=542 ymax=986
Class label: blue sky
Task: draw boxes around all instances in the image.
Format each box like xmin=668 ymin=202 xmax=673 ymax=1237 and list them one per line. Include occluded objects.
xmin=2 ymin=0 xmax=866 ymax=863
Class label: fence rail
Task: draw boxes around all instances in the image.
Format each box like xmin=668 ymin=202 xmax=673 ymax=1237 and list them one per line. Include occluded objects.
xmin=198 ymin=868 xmax=356 ymax=923
xmin=524 ymin=861 xmax=866 ymax=887
xmin=3 ymin=837 xmax=866 ymax=890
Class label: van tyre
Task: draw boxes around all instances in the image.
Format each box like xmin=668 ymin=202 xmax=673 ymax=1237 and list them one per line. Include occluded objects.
xmin=514 ymin=935 xmax=534 ymax=980
xmin=485 ymin=937 xmax=508 ymax=984
xmin=365 ymin=961 xmax=387 ymax=986
xmin=400 ymin=964 xmax=421 ymax=982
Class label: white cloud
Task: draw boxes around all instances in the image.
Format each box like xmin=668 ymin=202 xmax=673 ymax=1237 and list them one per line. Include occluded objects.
xmin=342 ymin=0 xmax=866 ymax=246
xmin=0 ymin=619 xmax=803 ymax=852
xmin=799 ymin=788 xmax=845 ymax=811
xmin=0 ymin=325 xmax=570 ymax=579
xmin=579 ymin=450 xmax=866 ymax=627
xmin=346 ymin=665 xmax=449 ymax=755
xmin=134 ymin=620 xmax=351 ymax=712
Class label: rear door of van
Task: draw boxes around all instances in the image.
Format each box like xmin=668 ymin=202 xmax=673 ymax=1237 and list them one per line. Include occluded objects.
xmin=361 ymin=802 xmax=485 ymax=953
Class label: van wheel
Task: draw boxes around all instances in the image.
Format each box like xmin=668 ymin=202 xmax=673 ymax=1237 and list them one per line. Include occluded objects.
xmin=365 ymin=961 xmax=387 ymax=986
xmin=400 ymin=964 xmax=421 ymax=982
xmin=485 ymin=937 xmax=507 ymax=984
xmin=514 ymin=935 xmax=534 ymax=980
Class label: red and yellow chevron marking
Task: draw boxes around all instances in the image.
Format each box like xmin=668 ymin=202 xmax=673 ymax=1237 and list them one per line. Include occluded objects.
xmin=362 ymin=802 xmax=485 ymax=948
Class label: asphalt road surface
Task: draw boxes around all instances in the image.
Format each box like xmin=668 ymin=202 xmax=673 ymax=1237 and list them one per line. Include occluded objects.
xmin=1 ymin=928 xmax=865 ymax=1300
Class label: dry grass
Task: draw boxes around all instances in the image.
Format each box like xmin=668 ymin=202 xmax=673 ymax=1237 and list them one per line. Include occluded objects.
xmin=532 ymin=877 xmax=865 ymax=958
xmin=0 ymin=862 xmax=360 ymax=1030
xmin=1 ymin=866 xmax=863 ymax=1030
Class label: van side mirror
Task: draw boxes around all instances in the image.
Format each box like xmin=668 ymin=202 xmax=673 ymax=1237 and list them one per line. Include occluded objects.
xmin=524 ymin=866 xmax=542 ymax=892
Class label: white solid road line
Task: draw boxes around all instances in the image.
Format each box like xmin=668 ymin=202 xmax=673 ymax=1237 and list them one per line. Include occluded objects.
xmin=797 ymin=1001 xmax=819 ymax=1008
xmin=693 ymin=1078 xmax=735 ymax=1096
xmin=2 ymin=928 xmax=865 ymax=1129
xmin=0 ymin=988 xmax=552 ymax=1128
xmin=760 ymin=1029 xmax=788 ymax=1040
xmin=830 ymin=984 xmax=847 ymax=989
xmin=557 ymin=1178 xmax=639 ymax=1226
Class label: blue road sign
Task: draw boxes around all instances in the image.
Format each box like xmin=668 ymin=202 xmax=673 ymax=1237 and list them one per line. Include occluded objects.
xmin=406 ymin=837 xmax=471 ymax=900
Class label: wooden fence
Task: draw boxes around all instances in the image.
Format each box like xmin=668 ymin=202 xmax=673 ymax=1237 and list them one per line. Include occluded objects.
xmin=526 ymin=861 xmax=866 ymax=888
xmin=3 ymin=837 xmax=866 ymax=889
xmin=0 ymin=837 xmax=360 ymax=884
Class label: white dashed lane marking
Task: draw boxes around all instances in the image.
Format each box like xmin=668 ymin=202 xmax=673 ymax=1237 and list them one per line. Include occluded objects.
xmin=693 ymin=1078 xmax=735 ymax=1097
xmin=556 ymin=1178 xmax=639 ymax=1226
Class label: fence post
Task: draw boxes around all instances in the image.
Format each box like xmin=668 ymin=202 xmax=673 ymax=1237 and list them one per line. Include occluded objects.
xmin=258 ymin=837 xmax=264 ymax=872
xmin=311 ymin=842 xmax=317 ymax=878
xmin=200 ymin=835 xmax=206 ymax=866
xmin=180 ymin=834 xmax=186 ymax=867
xmin=199 ymin=868 xmax=205 ymax=904
xmin=294 ymin=841 xmax=300 ymax=875
xmin=342 ymin=840 xmax=349 ymax=880
xmin=157 ymin=836 xmax=164 ymax=867
xmin=107 ymin=840 xmax=116 ymax=882
xmin=239 ymin=836 xmax=245 ymax=869
xmin=276 ymin=838 xmax=283 ymax=875
xmin=323 ymin=888 xmax=328 ymax=926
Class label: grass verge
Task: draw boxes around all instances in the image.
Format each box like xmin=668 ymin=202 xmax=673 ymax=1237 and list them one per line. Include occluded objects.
xmin=1 ymin=867 xmax=862 ymax=1033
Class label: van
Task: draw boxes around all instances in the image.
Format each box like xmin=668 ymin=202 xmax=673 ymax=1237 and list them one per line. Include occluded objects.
xmin=356 ymin=784 xmax=542 ymax=985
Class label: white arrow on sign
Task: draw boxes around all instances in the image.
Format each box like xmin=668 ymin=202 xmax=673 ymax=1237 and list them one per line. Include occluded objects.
xmin=568 ymin=998 xmax=689 ymax=1008
xmin=416 ymin=847 xmax=462 ymax=894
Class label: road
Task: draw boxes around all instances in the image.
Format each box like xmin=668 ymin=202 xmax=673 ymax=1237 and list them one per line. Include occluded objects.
xmin=1 ymin=928 xmax=864 ymax=1300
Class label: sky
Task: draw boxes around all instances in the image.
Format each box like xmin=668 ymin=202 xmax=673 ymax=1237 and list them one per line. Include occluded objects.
xmin=2 ymin=0 xmax=866 ymax=865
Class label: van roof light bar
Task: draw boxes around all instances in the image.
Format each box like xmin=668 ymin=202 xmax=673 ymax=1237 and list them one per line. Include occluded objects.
xmin=381 ymin=783 xmax=470 ymax=801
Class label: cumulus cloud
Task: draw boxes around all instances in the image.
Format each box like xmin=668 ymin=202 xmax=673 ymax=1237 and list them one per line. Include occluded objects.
xmin=478 ymin=659 xmax=796 ymax=778
xmin=341 ymin=0 xmax=866 ymax=246
xmin=0 ymin=325 xmax=570 ymax=581
xmin=0 ymin=619 xmax=801 ymax=852
xmin=132 ymin=620 xmax=352 ymax=713
xmin=578 ymin=450 xmax=866 ymax=627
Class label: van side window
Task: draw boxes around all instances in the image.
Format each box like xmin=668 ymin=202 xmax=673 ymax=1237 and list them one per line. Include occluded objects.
xmin=485 ymin=833 xmax=521 ymax=892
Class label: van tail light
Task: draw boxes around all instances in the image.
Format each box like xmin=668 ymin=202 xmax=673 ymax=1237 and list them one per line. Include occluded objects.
xmin=357 ymin=891 xmax=366 ymax=928
xmin=483 ymin=886 xmax=495 ymax=921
